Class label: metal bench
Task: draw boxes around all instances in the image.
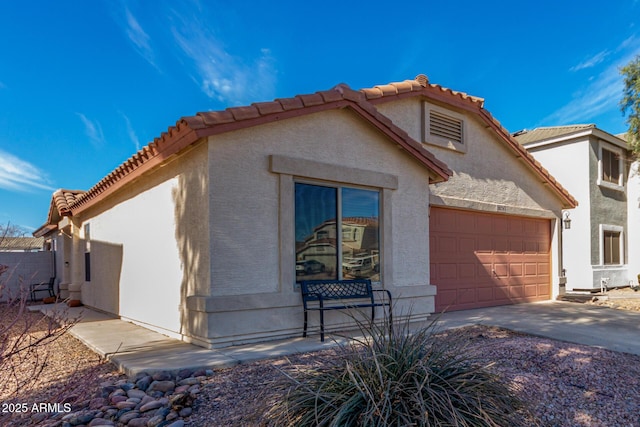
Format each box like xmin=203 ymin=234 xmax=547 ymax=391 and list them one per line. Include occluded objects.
xmin=30 ymin=277 xmax=55 ymax=302
xmin=300 ymin=279 xmax=392 ymax=341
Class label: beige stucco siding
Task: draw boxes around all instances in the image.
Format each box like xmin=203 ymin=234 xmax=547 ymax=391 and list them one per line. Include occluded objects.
xmin=77 ymin=142 xmax=210 ymax=338
xmin=376 ymin=97 xmax=566 ymax=298
xmin=189 ymin=108 xmax=437 ymax=346
xmin=207 ymin=109 xmax=433 ymax=293
xmin=376 ymin=98 xmax=564 ymax=215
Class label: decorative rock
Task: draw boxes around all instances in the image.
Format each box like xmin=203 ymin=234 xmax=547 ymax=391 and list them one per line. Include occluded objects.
xmin=136 ymin=375 xmax=152 ymax=391
xmin=139 ymin=400 xmax=163 ymax=413
xmin=110 ymin=395 xmax=128 ymax=405
xmin=88 ymin=418 xmax=115 ymax=426
xmin=127 ymin=416 xmax=151 ymax=427
xmin=116 ymin=401 xmax=137 ymax=410
xmin=127 ymin=389 xmax=148 ymax=400
xmin=174 ymin=384 xmax=190 ymax=394
xmin=166 ymin=420 xmax=185 ymax=427
xmin=119 ymin=382 xmax=135 ymax=392
xmin=165 ymin=410 xmax=178 ymax=421
xmin=177 ymin=377 xmax=198 ymax=386
xmin=178 ymin=407 xmax=192 ymax=417
xmin=118 ymin=410 xmax=141 ymax=424
xmin=148 ymin=380 xmax=175 ymax=393
xmin=139 ymin=395 xmax=156 ymax=407
xmin=152 ymin=371 xmax=173 ymax=381
xmin=147 ymin=414 xmax=166 ymax=426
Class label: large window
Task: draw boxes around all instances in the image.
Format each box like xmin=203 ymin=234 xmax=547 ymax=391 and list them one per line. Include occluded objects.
xmin=295 ymin=183 xmax=380 ymax=282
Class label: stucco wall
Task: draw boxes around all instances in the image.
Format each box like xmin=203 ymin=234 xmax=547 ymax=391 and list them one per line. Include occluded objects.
xmin=526 ymin=140 xmax=592 ymax=289
xmin=187 ymin=108 xmax=437 ymax=346
xmin=628 ymin=161 xmax=640 ymax=283
xmin=77 ymin=142 xmax=210 ymax=338
xmin=376 ymin=98 xmax=568 ymax=298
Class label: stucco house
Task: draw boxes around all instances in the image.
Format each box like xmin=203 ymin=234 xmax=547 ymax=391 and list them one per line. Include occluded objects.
xmin=34 ymin=75 xmax=576 ymax=348
xmin=515 ymin=125 xmax=640 ymax=291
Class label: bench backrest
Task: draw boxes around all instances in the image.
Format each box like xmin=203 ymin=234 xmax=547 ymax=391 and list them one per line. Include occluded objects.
xmin=300 ymin=279 xmax=373 ymax=302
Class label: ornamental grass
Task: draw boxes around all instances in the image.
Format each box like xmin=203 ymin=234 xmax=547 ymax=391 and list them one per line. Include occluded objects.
xmin=268 ymin=313 xmax=533 ymax=427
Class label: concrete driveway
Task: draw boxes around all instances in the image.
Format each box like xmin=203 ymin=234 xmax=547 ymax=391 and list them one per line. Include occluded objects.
xmin=433 ymin=300 xmax=640 ymax=355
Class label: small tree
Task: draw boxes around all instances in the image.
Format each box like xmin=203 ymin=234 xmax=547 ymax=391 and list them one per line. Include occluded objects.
xmin=0 ymin=222 xmax=28 ymax=239
xmin=620 ymin=54 xmax=640 ymax=157
xmin=0 ymin=226 xmax=79 ymax=396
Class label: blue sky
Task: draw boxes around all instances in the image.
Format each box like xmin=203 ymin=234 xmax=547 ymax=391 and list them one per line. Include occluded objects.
xmin=1 ymin=1 xmax=640 ymax=232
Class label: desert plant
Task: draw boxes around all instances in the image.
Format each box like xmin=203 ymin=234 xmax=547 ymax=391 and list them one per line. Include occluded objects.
xmin=268 ymin=314 xmax=533 ymax=426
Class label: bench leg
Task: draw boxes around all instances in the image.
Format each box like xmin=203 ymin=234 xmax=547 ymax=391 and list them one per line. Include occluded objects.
xmin=303 ymin=310 xmax=308 ymax=338
xmin=320 ymin=309 xmax=325 ymax=342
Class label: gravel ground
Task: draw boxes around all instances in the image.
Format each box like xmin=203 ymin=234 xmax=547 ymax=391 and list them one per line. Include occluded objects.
xmin=4 ymin=297 xmax=640 ymax=426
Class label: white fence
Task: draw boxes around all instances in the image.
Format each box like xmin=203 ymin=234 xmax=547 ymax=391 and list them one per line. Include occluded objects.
xmin=0 ymin=251 xmax=55 ymax=301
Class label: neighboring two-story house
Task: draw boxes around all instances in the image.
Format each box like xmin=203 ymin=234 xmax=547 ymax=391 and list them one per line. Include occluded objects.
xmin=515 ymin=125 xmax=640 ymax=291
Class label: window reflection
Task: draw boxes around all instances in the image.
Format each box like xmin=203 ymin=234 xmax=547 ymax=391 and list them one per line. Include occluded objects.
xmin=295 ymin=184 xmax=337 ymax=280
xmin=341 ymin=188 xmax=379 ymax=281
xmin=295 ymin=183 xmax=380 ymax=282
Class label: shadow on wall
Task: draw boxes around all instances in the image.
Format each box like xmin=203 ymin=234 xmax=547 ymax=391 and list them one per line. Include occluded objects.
xmin=85 ymin=239 xmax=123 ymax=314
xmin=172 ymin=145 xmax=209 ymax=341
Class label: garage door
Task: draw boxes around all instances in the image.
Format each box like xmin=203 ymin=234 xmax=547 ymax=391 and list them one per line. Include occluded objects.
xmin=430 ymin=207 xmax=551 ymax=312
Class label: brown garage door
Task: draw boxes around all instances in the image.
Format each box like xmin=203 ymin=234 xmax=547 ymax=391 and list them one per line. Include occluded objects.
xmin=430 ymin=207 xmax=551 ymax=312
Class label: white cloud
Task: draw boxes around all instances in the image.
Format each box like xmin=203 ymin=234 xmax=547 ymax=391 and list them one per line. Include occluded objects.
xmin=121 ymin=112 xmax=140 ymax=151
xmin=570 ymin=50 xmax=610 ymax=72
xmin=540 ymin=37 xmax=640 ymax=126
xmin=0 ymin=149 xmax=55 ymax=193
xmin=76 ymin=113 xmax=106 ymax=148
xmin=121 ymin=6 xmax=159 ymax=71
xmin=170 ymin=10 xmax=277 ymax=105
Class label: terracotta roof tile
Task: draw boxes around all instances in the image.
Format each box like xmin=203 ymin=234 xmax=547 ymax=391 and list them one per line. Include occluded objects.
xmin=195 ymin=111 xmax=235 ymax=127
xmin=41 ymin=75 xmax=488 ymax=226
xmin=228 ymin=106 xmax=261 ymax=121
xmin=277 ymin=97 xmax=305 ymax=110
xmin=253 ymin=101 xmax=285 ymax=116
xmin=297 ymin=93 xmax=325 ymax=107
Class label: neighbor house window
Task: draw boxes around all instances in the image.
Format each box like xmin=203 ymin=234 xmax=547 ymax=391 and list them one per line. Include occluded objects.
xmin=295 ymin=183 xmax=380 ymax=282
xmin=598 ymin=144 xmax=623 ymax=189
xmin=601 ymin=224 xmax=623 ymax=266
xmin=603 ymin=230 xmax=621 ymax=265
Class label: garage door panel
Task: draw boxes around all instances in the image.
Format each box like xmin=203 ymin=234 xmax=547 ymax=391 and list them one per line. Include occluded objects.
xmin=431 ymin=208 xmax=551 ymax=312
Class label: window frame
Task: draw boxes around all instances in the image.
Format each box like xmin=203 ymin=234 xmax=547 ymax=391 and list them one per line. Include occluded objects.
xmin=597 ymin=142 xmax=624 ymax=190
xmin=600 ymin=224 xmax=624 ymax=266
xmin=294 ymin=180 xmax=382 ymax=283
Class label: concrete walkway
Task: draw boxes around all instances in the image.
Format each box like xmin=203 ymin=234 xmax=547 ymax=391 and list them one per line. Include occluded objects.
xmin=31 ymin=300 xmax=640 ymax=377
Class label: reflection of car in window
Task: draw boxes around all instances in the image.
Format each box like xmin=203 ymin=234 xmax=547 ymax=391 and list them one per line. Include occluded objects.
xmin=296 ymin=260 xmax=326 ymax=275
xmin=343 ymin=256 xmax=374 ymax=276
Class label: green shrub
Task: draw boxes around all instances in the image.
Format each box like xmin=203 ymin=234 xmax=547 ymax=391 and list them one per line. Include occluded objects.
xmin=268 ymin=315 xmax=532 ymax=426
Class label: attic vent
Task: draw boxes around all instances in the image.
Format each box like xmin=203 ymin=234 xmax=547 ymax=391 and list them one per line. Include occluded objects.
xmin=430 ymin=110 xmax=463 ymax=144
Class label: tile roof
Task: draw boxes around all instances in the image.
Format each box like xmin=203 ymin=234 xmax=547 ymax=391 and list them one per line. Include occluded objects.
xmin=55 ymin=83 xmax=453 ymax=218
xmin=33 ymin=189 xmax=85 ymax=237
xmin=359 ymin=75 xmax=578 ymax=209
xmin=37 ymin=73 xmax=578 ymax=234
xmin=512 ymin=124 xmax=596 ymax=145
xmin=0 ymin=236 xmax=44 ymax=251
